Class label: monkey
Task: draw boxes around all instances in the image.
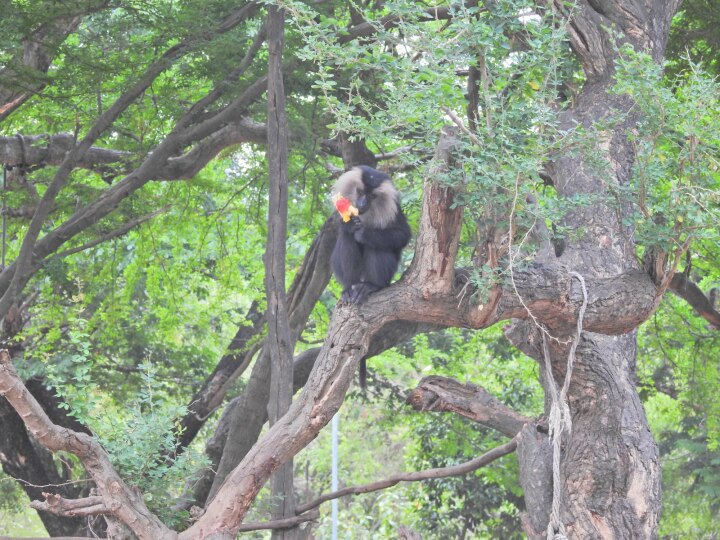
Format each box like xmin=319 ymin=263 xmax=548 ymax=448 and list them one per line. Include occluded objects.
xmin=331 ymin=165 xmax=411 ymax=305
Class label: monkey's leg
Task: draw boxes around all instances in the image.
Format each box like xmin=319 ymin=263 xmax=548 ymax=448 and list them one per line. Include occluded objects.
xmin=346 ymin=249 xmax=399 ymax=303
xmin=346 ymin=282 xmax=382 ymax=304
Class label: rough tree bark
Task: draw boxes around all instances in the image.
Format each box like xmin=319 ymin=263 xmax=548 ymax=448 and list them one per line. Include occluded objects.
xmin=502 ymin=2 xmax=681 ymax=538
xmin=0 ymin=378 xmax=94 ymax=537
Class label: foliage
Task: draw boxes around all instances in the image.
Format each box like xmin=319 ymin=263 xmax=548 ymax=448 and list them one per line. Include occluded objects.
xmin=611 ymin=44 xmax=720 ymax=255
xmin=639 ymin=293 xmax=720 ymax=538
xmin=666 ymin=0 xmax=720 ymax=78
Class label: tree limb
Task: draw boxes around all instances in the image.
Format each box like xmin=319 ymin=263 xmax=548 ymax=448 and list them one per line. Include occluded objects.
xmin=0 ymin=133 xmax=130 ymax=172
xmin=0 ymin=351 xmax=174 ymax=540
xmin=29 ymin=493 xmax=107 ymax=518
xmin=295 ymin=436 xmax=519 ymax=515
xmin=406 ymin=375 xmax=532 ymax=437
xmin=236 ymin=509 xmax=320 ymax=532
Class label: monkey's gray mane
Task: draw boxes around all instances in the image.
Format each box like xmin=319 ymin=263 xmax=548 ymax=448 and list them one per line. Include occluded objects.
xmin=332 ymin=167 xmax=399 ymax=229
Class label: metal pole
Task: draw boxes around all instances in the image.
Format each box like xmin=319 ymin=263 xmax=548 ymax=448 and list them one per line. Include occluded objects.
xmin=331 ymin=412 xmax=339 ymax=540
xmin=2 ymin=166 xmax=6 ymax=268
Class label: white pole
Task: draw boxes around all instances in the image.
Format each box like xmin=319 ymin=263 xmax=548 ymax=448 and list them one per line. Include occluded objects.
xmin=331 ymin=412 xmax=339 ymax=540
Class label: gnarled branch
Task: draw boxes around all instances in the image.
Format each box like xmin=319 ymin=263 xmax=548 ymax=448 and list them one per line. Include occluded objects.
xmin=407 ymin=375 xmax=532 ymax=437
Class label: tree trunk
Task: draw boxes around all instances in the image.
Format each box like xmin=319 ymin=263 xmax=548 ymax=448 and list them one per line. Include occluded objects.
xmin=508 ymin=2 xmax=680 ymax=536
xmin=265 ymin=4 xmax=298 ymax=539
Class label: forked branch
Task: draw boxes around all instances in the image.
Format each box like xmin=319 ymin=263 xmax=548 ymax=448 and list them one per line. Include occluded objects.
xmin=0 ymin=350 xmax=174 ymax=540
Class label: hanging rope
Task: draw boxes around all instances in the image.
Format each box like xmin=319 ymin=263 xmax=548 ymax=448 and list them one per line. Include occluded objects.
xmin=542 ymin=271 xmax=588 ymax=540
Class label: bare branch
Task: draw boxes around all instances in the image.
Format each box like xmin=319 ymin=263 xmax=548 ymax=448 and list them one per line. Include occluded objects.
xmin=29 ymin=493 xmax=107 ymax=518
xmin=295 ymin=436 xmax=519 ymax=515
xmin=441 ymin=106 xmax=483 ymax=147
xmin=0 ymin=351 xmax=174 ymax=540
xmin=407 ymin=375 xmax=532 ymax=437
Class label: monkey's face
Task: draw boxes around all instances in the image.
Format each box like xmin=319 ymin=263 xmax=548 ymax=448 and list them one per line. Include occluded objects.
xmin=332 ymin=166 xmax=399 ymax=228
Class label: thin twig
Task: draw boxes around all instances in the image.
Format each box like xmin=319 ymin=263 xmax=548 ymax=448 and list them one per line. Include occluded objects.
xmin=296 ymin=436 xmax=519 ymax=515
xmin=441 ymin=106 xmax=483 ymax=147
xmin=53 ymin=207 xmax=169 ymax=260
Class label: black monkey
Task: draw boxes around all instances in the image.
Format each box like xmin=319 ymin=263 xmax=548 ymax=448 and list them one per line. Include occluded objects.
xmin=331 ymin=165 xmax=411 ymax=304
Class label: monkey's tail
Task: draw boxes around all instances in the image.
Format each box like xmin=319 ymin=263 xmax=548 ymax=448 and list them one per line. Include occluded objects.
xmin=359 ymin=357 xmax=368 ymax=390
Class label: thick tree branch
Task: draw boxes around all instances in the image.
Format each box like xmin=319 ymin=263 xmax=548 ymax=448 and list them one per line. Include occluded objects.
xmin=0 ymin=351 xmax=174 ymax=540
xmin=29 ymin=493 xmax=107 ymax=518
xmin=236 ymin=510 xmax=320 ymax=532
xmin=0 ymin=134 xmax=130 ymax=172
xmin=295 ymin=436 xmax=519 ymax=515
xmin=406 ymin=375 xmax=532 ymax=437
xmin=0 ymin=119 xmax=267 ymax=179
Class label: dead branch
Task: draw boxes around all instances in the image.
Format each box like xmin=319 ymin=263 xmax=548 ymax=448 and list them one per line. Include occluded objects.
xmin=407 ymin=375 xmax=532 ymax=437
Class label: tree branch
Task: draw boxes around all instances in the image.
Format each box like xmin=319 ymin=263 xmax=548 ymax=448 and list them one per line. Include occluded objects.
xmin=0 ymin=133 xmax=130 ymax=172
xmin=406 ymin=375 xmax=532 ymax=437
xmin=338 ymin=4 xmax=482 ymax=44
xmin=236 ymin=509 xmax=320 ymax=532
xmin=53 ymin=207 xmax=169 ymax=260
xmin=0 ymin=351 xmax=174 ymax=540
xmin=295 ymin=436 xmax=519 ymax=515
xmin=29 ymin=493 xmax=107 ymax=518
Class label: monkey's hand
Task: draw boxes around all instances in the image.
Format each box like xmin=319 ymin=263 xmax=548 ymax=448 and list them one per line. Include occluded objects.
xmin=342 ymin=216 xmax=363 ymax=238
xmin=348 ymin=217 xmax=364 ymax=241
